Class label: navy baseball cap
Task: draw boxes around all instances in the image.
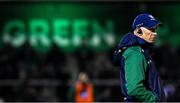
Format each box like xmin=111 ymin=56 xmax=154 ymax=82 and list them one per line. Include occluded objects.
xmin=132 ymin=13 xmax=161 ymax=31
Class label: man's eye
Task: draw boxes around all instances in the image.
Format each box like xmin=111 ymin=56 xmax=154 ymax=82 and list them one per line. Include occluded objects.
xmin=149 ymin=28 xmax=156 ymax=32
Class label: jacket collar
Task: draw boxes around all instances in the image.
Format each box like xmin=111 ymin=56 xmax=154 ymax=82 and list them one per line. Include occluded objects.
xmin=118 ymin=32 xmax=153 ymax=50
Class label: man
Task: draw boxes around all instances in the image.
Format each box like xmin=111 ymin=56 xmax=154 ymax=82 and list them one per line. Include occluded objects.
xmin=114 ymin=13 xmax=175 ymax=102
xmin=67 ymin=72 xmax=94 ymax=103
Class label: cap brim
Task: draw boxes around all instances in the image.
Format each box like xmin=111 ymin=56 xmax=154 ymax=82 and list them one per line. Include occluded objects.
xmin=146 ymin=20 xmax=162 ymax=29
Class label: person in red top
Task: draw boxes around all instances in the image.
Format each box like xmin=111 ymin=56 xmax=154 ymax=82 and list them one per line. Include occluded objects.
xmin=68 ymin=72 xmax=94 ymax=103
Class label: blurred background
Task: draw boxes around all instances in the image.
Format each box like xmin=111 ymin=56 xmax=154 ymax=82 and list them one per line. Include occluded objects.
xmin=0 ymin=1 xmax=180 ymax=102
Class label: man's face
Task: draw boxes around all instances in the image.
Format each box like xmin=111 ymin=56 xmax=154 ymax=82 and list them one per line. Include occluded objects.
xmin=78 ymin=73 xmax=89 ymax=83
xmin=140 ymin=27 xmax=158 ymax=43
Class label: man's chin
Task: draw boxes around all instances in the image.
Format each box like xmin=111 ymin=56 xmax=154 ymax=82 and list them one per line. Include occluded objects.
xmin=147 ymin=40 xmax=155 ymax=43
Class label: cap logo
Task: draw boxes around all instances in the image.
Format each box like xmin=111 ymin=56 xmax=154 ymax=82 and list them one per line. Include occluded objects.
xmin=136 ymin=23 xmax=143 ymax=27
xmin=148 ymin=15 xmax=155 ymax=20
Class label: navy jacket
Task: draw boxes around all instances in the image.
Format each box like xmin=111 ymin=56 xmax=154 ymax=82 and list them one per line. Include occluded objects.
xmin=114 ymin=33 xmax=166 ymax=102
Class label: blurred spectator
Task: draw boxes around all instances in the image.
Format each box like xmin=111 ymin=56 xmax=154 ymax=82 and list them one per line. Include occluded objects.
xmin=87 ymin=52 xmax=115 ymax=79
xmin=67 ymin=72 xmax=94 ymax=103
xmin=19 ymin=86 xmax=39 ymax=102
xmin=63 ymin=54 xmax=79 ymax=83
xmin=37 ymin=86 xmax=58 ymax=102
xmin=96 ymin=87 xmax=111 ymax=102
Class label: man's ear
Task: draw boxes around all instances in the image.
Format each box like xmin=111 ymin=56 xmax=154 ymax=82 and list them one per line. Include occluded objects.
xmin=134 ymin=28 xmax=143 ymax=36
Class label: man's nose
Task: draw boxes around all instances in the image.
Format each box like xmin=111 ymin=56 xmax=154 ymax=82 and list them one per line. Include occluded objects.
xmin=152 ymin=32 xmax=157 ymax=36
